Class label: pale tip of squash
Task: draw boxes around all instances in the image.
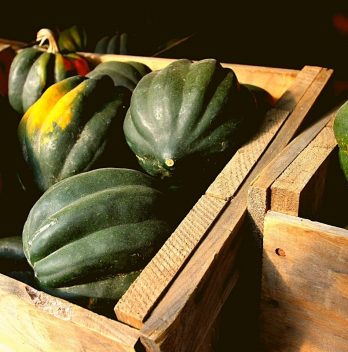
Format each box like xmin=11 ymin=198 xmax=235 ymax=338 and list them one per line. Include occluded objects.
xmin=165 ymin=159 xmax=174 ymax=167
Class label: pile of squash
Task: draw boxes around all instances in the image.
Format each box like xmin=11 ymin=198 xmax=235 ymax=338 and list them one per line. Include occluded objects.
xmin=0 ymin=28 xmax=273 ymax=314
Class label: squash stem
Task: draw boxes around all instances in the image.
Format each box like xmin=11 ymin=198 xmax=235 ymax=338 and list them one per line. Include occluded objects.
xmin=36 ymin=28 xmax=59 ymax=54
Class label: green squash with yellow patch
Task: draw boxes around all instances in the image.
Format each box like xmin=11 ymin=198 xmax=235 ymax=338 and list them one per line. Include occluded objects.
xmin=9 ymin=28 xmax=90 ymax=114
xmin=18 ymin=74 xmax=133 ymax=192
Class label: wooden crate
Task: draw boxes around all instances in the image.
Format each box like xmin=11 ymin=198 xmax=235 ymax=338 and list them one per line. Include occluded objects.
xmin=0 ymin=39 xmax=334 ymax=351
xmin=249 ymin=108 xmax=348 ymax=351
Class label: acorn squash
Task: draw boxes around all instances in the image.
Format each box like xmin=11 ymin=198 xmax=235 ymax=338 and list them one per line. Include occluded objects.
xmin=9 ymin=28 xmax=90 ymax=114
xmin=22 ymin=168 xmax=172 ymax=301
xmin=18 ymin=74 xmax=133 ymax=192
xmin=123 ymin=58 xmax=261 ymax=187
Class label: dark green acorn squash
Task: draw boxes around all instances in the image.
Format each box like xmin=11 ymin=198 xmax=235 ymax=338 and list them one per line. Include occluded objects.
xmin=87 ymin=61 xmax=151 ymax=91
xmin=95 ymin=32 xmax=128 ymax=55
xmin=22 ymin=168 xmax=172 ymax=301
xmin=18 ymin=74 xmax=135 ymax=192
xmin=334 ymin=100 xmax=348 ymax=181
xmin=123 ymin=58 xmax=263 ymax=186
xmin=9 ymin=28 xmax=90 ymax=114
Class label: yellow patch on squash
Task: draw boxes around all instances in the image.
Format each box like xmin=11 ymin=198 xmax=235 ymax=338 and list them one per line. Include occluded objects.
xmin=21 ymin=78 xmax=86 ymax=137
xmin=40 ymin=82 xmax=86 ymax=135
xmin=21 ymin=82 xmax=68 ymax=136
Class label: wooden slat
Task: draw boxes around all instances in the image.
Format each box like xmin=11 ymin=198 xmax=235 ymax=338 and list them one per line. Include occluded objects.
xmin=115 ymin=195 xmax=228 ymax=328
xmin=261 ymin=211 xmax=348 ymax=352
xmin=271 ymin=123 xmax=337 ymax=217
xmin=248 ymin=110 xmax=336 ymax=233
xmin=0 ymin=274 xmax=140 ymax=352
xmin=247 ymin=68 xmax=334 ymax=232
xmin=140 ymin=189 xmax=247 ymax=352
xmin=206 ymin=108 xmax=290 ymax=200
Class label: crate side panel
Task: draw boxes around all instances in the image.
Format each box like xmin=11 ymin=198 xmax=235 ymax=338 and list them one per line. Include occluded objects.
xmin=0 ymin=274 xmax=140 ymax=352
xmin=261 ymin=211 xmax=348 ymax=352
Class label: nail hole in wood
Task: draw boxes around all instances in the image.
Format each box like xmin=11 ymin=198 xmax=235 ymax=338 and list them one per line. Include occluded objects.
xmin=275 ymin=248 xmax=286 ymax=257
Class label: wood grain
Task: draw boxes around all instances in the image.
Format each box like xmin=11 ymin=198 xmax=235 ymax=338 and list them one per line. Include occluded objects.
xmin=271 ymin=124 xmax=337 ymax=217
xmin=247 ymin=68 xmax=334 ymax=233
xmin=0 ymin=274 xmax=140 ymax=352
xmin=140 ymin=189 xmax=247 ymax=352
xmin=248 ymin=110 xmax=336 ymax=233
xmin=261 ymin=211 xmax=348 ymax=352
xmin=115 ymin=195 xmax=227 ymax=328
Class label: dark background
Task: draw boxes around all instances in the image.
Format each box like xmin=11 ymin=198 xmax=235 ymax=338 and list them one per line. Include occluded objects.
xmin=1 ymin=2 xmax=348 ymax=74
xmin=2 ymin=2 xmax=348 ymax=102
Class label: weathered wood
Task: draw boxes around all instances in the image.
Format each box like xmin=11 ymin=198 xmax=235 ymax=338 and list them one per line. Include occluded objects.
xmin=275 ymin=66 xmax=322 ymax=111
xmin=206 ymin=108 xmax=290 ymax=200
xmin=248 ymin=110 xmax=336 ymax=233
xmin=0 ymin=274 xmax=140 ymax=352
xmin=261 ymin=211 xmax=348 ymax=352
xmin=115 ymin=195 xmax=228 ymax=328
xmin=271 ymin=123 xmax=337 ymax=217
xmin=140 ymin=189 xmax=247 ymax=352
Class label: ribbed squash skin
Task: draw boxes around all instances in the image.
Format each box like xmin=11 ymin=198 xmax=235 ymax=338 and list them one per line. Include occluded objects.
xmin=333 ymin=100 xmax=348 ymax=181
xmin=87 ymin=61 xmax=151 ymax=90
xmin=18 ymin=75 xmax=133 ymax=192
xmin=95 ymin=33 xmax=128 ymax=54
xmin=22 ymin=168 xmax=171 ymax=301
xmin=9 ymin=46 xmax=90 ymax=114
xmin=123 ymin=58 xmax=256 ymax=184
